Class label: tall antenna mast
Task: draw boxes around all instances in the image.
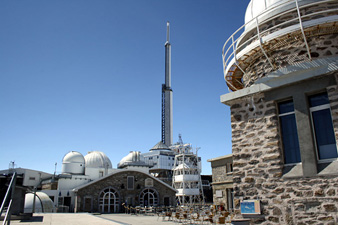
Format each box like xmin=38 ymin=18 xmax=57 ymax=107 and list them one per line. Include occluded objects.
xmin=162 ymin=21 xmax=173 ymax=146
xmin=166 ymin=21 xmax=170 ymax=43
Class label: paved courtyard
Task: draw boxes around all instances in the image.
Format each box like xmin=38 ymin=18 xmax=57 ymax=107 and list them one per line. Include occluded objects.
xmin=8 ymin=213 xmax=177 ymax=225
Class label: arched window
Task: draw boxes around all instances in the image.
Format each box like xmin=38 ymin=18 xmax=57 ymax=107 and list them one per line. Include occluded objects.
xmin=139 ymin=188 xmax=158 ymax=207
xmin=99 ymin=187 xmax=119 ymax=213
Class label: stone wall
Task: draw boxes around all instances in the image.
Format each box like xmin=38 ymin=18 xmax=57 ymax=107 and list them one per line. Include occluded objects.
xmin=229 ymin=84 xmax=338 ymax=224
xmin=211 ymin=160 xmax=232 ymax=184
xmin=242 ymin=30 xmax=338 ymax=87
xmin=75 ymin=170 xmax=176 ymax=213
xmin=210 ymin=158 xmax=233 ymax=208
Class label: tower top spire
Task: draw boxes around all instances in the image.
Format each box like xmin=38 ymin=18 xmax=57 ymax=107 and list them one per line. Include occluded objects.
xmin=166 ymin=21 xmax=170 ymax=43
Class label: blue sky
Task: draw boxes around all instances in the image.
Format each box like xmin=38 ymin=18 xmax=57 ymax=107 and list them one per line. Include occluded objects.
xmin=0 ymin=0 xmax=250 ymax=175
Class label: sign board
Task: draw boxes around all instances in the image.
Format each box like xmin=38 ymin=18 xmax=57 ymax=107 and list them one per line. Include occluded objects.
xmin=240 ymin=200 xmax=261 ymax=214
xmin=215 ymin=190 xmax=223 ymax=198
xmin=145 ymin=178 xmax=153 ymax=187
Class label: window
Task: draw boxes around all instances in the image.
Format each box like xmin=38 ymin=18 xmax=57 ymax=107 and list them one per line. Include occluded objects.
xmin=309 ymin=92 xmax=338 ymax=160
xmin=99 ymin=187 xmax=119 ymax=213
xmin=139 ymin=188 xmax=158 ymax=207
xmin=127 ymin=176 xmax=134 ymax=190
xmin=278 ymin=100 xmax=301 ymax=164
xmin=226 ymin=163 xmax=233 ymax=174
xmin=226 ymin=188 xmax=234 ymax=211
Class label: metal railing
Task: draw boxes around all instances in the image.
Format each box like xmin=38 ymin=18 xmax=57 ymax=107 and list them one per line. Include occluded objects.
xmin=0 ymin=172 xmax=17 ymax=225
xmin=222 ymin=0 xmax=338 ymax=91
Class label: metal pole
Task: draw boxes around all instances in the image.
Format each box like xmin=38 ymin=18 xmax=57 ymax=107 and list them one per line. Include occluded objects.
xmin=0 ymin=173 xmax=16 ymax=216
xmin=7 ymin=174 xmax=16 ymax=225
xmin=32 ymin=188 xmax=37 ymax=213
xmin=2 ymin=200 xmax=12 ymax=225
xmin=295 ymin=0 xmax=312 ymax=60
xmin=256 ymin=17 xmax=275 ymax=69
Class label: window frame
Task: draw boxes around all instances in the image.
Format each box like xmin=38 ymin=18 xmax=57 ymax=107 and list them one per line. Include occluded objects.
xmin=278 ymin=99 xmax=302 ymax=165
xmin=127 ymin=176 xmax=134 ymax=190
xmin=308 ymin=93 xmax=338 ymax=163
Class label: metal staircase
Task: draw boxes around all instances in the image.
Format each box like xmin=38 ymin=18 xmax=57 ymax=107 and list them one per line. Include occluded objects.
xmin=0 ymin=172 xmax=17 ymax=225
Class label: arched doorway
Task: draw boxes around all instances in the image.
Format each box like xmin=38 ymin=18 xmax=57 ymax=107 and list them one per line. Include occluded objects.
xmin=99 ymin=187 xmax=119 ymax=213
xmin=139 ymin=188 xmax=158 ymax=207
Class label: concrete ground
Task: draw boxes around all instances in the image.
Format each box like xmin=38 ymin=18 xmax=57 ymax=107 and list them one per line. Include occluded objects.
xmin=8 ymin=213 xmax=178 ymax=225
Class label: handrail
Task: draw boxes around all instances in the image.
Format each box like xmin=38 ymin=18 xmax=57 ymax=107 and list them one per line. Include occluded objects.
xmin=0 ymin=172 xmax=16 ymax=216
xmin=2 ymin=200 xmax=12 ymax=225
xmin=222 ymin=0 xmax=338 ymax=91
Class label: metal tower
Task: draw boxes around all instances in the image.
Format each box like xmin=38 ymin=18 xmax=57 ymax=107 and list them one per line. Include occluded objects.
xmin=172 ymin=142 xmax=204 ymax=207
xmin=162 ymin=21 xmax=173 ymax=147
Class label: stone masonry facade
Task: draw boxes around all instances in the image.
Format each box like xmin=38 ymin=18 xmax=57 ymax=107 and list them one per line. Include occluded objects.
xmin=209 ymin=156 xmax=233 ymax=209
xmin=229 ymin=72 xmax=338 ymax=224
xmin=75 ymin=170 xmax=176 ymax=213
xmin=221 ymin=1 xmax=338 ymax=224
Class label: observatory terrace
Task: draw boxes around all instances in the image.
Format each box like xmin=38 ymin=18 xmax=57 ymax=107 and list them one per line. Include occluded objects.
xmin=222 ymin=0 xmax=338 ymax=93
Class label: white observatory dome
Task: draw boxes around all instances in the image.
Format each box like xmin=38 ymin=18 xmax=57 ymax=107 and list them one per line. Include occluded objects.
xmin=61 ymin=151 xmax=85 ymax=175
xmin=118 ymin=151 xmax=147 ymax=168
xmin=245 ymin=0 xmax=281 ymax=24
xmin=84 ymin=151 xmax=112 ymax=169
xmin=244 ymin=0 xmax=318 ymax=29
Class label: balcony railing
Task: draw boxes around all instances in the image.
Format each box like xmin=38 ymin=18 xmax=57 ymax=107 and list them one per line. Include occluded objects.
xmin=222 ymin=0 xmax=338 ymax=91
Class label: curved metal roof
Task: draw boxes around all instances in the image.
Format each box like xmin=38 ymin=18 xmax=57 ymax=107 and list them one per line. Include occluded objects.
xmin=62 ymin=151 xmax=85 ymax=164
xmin=150 ymin=141 xmax=170 ymax=151
xmin=84 ymin=151 xmax=112 ymax=169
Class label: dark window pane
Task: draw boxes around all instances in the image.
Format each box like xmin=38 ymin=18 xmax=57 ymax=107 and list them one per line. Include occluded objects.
xmin=312 ymin=109 xmax=338 ymax=159
xmin=127 ymin=176 xmax=134 ymax=189
xmin=279 ymin=100 xmax=294 ymax=114
xmin=280 ymin=114 xmax=301 ymax=164
xmin=309 ymin=92 xmax=329 ymax=107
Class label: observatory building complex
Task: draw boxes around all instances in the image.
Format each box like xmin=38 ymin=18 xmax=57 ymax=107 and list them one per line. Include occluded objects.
xmin=1 ymin=150 xmax=177 ymax=214
xmin=220 ymin=0 xmax=338 ymax=224
xmin=0 ymin=22 xmax=204 ymax=217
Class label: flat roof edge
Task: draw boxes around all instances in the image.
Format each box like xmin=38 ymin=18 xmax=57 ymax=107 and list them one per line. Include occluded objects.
xmin=221 ymin=57 xmax=338 ymax=105
xmin=207 ymin=154 xmax=233 ymax=162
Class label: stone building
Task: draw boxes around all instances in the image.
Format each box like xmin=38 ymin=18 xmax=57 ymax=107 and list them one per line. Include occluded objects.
xmin=221 ymin=0 xmax=338 ymax=224
xmin=207 ymin=154 xmax=233 ymax=211
xmin=73 ymin=170 xmax=176 ymax=213
xmin=0 ymin=150 xmax=176 ymax=215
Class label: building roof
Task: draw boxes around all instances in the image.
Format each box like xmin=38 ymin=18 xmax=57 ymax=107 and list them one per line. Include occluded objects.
xmin=72 ymin=169 xmax=177 ymax=192
xmin=150 ymin=141 xmax=170 ymax=151
xmin=207 ymin=154 xmax=233 ymax=162
xmin=118 ymin=151 xmax=148 ymax=168
xmin=84 ymin=151 xmax=112 ymax=169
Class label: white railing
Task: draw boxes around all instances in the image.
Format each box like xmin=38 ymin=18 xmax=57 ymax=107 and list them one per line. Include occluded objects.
xmin=222 ymin=0 xmax=338 ymax=91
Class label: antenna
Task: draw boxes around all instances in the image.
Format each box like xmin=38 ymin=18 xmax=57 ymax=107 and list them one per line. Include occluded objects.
xmin=178 ymin=134 xmax=183 ymax=145
xmin=162 ymin=21 xmax=173 ymax=146
xmin=9 ymin=161 xmax=15 ymax=169
xmin=54 ymin=163 xmax=57 ymax=175
xmin=166 ymin=21 xmax=170 ymax=43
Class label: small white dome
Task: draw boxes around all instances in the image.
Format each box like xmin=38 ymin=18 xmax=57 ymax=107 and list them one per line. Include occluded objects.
xmin=62 ymin=151 xmax=85 ymax=175
xmin=84 ymin=151 xmax=112 ymax=169
xmin=118 ymin=151 xmax=147 ymax=168
xmin=62 ymin=151 xmax=85 ymax=164
xmin=24 ymin=192 xmax=54 ymax=213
